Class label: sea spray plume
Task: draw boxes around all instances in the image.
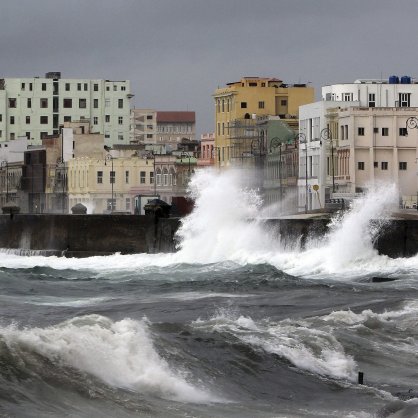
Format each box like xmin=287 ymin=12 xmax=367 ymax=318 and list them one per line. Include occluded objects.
xmin=295 ymin=183 xmax=399 ymax=274
xmin=175 ymin=168 xmax=279 ymax=263
xmin=0 ymin=315 xmax=216 ymax=403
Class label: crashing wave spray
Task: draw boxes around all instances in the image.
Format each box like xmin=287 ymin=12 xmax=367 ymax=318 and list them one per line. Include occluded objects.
xmin=175 ymin=168 xmax=281 ymax=264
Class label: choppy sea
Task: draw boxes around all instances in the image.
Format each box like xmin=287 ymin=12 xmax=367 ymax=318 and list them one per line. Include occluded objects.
xmin=1 ymin=170 xmax=418 ymax=417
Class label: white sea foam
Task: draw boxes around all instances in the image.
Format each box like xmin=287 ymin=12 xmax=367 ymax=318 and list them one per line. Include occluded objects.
xmin=1 ymin=169 xmax=418 ymax=280
xmin=0 ymin=315 xmax=218 ymax=403
xmin=192 ymin=308 xmax=357 ymax=381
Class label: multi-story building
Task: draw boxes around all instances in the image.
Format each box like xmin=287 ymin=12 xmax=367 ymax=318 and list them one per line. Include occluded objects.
xmin=0 ymin=72 xmax=132 ymax=147
xmin=298 ymin=76 xmax=418 ymax=211
xmin=131 ymin=109 xmax=196 ymax=150
xmin=198 ymin=133 xmax=215 ymax=167
xmin=213 ymin=76 xmax=314 ymax=167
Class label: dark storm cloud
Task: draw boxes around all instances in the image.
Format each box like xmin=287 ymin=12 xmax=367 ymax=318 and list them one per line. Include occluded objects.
xmin=1 ymin=0 xmax=418 ymax=133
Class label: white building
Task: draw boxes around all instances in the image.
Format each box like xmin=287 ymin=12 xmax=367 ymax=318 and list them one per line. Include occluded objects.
xmin=298 ymin=76 xmax=418 ymax=211
xmin=0 ymin=72 xmax=132 ymax=147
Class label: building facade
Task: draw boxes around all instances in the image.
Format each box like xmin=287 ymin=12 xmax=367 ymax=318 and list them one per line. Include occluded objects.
xmin=298 ymin=76 xmax=418 ymax=211
xmin=213 ymin=76 xmax=314 ymax=167
xmin=0 ymin=72 xmax=132 ymax=147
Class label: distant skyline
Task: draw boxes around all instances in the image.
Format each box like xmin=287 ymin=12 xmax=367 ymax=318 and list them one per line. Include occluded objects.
xmin=2 ymin=0 xmax=418 ymax=136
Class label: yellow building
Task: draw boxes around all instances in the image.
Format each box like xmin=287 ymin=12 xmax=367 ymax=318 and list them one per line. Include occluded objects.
xmin=213 ymin=77 xmax=314 ymax=166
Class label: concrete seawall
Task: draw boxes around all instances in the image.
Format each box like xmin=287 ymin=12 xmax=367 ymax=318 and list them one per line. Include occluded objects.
xmin=0 ymin=214 xmax=180 ymax=257
xmin=0 ymin=213 xmax=418 ymax=258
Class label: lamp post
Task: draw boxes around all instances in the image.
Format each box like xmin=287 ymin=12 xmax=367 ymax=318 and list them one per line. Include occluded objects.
xmin=270 ymin=137 xmax=284 ymax=204
xmin=105 ymin=153 xmax=114 ymax=213
xmin=56 ymin=158 xmax=66 ymax=213
xmin=406 ymin=117 xmax=418 ymax=210
xmin=0 ymin=161 xmax=8 ymax=204
xmin=321 ymin=127 xmax=335 ymax=194
xmin=295 ymin=133 xmax=308 ymax=213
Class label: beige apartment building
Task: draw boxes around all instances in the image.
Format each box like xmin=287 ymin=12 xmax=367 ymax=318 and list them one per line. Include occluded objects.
xmin=334 ymin=106 xmax=418 ymax=207
xmin=131 ymin=109 xmax=196 ymax=150
xmin=213 ymin=77 xmax=314 ymax=166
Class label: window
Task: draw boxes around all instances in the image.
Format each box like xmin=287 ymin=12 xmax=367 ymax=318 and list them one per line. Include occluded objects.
xmin=126 ymin=198 xmax=130 ymax=211
xmin=399 ymin=93 xmax=411 ymax=107
xmin=40 ymin=98 xmax=48 ymax=108
xmin=77 ymin=83 xmax=81 ymax=91
xmin=84 ymin=83 xmax=88 ymax=91
xmin=358 ymin=162 xmax=365 ymax=170
xmin=8 ymin=98 xmax=16 ymax=108
xmin=150 ymin=171 xmax=154 ymax=184
xmin=399 ymin=162 xmax=407 ymax=170
xmin=41 ymin=83 xmax=47 ymax=91
xmin=114 ymin=85 xmax=117 ymax=91
xmin=97 ymin=171 xmax=103 ymax=184
xmin=382 ymin=128 xmax=389 ymax=136
xmin=105 ymin=132 xmax=110 ymax=138
xmin=147 ymin=134 xmax=153 ymax=139
xmin=10 ymin=116 xmax=15 ymax=124
xmin=105 ymin=115 xmax=110 ymax=123
xmin=118 ymin=134 xmax=123 ymax=141
xmin=381 ymin=162 xmax=388 ymax=170
xmin=93 ymin=83 xmax=98 ymax=91
xmin=27 ymin=98 xmax=31 ymax=108
xmin=368 ymin=93 xmax=376 ymax=107
xmin=125 ymin=171 xmax=129 ymax=184
xmin=118 ymin=116 xmax=123 ymax=125
xmin=93 ymin=98 xmax=98 ymax=108
xmin=121 ymin=86 xmax=126 ymax=91
xmin=342 ymin=93 xmax=353 ymax=101
xmin=105 ymin=99 xmax=110 ymax=108
xmin=249 ymin=82 xmax=257 ymax=86
xmin=147 ymin=115 xmax=153 ymax=120
xmin=21 ymin=82 xmax=25 ymax=90
xmin=281 ymin=99 xmax=287 ymax=106
xmin=26 ymin=116 xmax=30 ymax=124
xmin=79 ymin=98 xmax=87 ymax=109
xmin=29 ymin=83 xmax=33 ymax=91
xmin=118 ymin=99 xmax=123 ymax=109
xmin=10 ymin=133 xmax=15 ymax=140
xmin=399 ymin=127 xmax=408 ymax=136
xmin=41 ymin=132 xmax=47 ymax=139
xmin=358 ymin=127 xmax=365 ymax=136
xmin=40 ymin=116 xmax=48 ymax=124
xmin=93 ymin=117 xmax=98 ymax=125
xmin=258 ymin=101 xmax=265 ymax=109
xmin=374 ymin=161 xmax=378 ymax=168
xmin=110 ymin=171 xmax=115 ymax=184
xmin=65 ymin=83 xmax=70 ymax=91
xmin=140 ymin=171 xmax=146 ymax=184
xmin=0 ymin=114 xmax=2 ymax=122
xmin=63 ymin=98 xmax=72 ymax=108
xmin=106 ymin=86 xmax=110 ymax=91
xmin=241 ymin=102 xmax=247 ymax=108
xmin=64 ymin=116 xmax=71 ymax=122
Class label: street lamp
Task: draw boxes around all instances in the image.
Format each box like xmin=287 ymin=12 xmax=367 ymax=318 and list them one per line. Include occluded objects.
xmin=321 ymin=127 xmax=335 ymax=194
xmin=270 ymin=137 xmax=284 ymax=204
xmin=406 ymin=117 xmax=418 ymax=210
xmin=295 ymin=133 xmax=308 ymax=214
xmin=105 ymin=153 xmax=114 ymax=213
xmin=0 ymin=161 xmax=8 ymax=203
xmin=56 ymin=158 xmax=66 ymax=213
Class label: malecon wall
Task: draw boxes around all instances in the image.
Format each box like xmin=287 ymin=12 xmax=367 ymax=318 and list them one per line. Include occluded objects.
xmin=0 ymin=214 xmax=180 ymax=257
xmin=0 ymin=214 xmax=417 ymax=258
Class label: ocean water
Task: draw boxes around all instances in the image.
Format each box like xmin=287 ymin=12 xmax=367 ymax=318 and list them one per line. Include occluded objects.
xmin=1 ymin=170 xmax=418 ymax=417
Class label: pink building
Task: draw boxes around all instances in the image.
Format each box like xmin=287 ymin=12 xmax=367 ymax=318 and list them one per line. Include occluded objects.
xmin=198 ymin=133 xmax=215 ymax=167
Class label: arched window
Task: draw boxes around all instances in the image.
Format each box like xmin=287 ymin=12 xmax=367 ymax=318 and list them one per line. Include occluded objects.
xmin=156 ymin=168 xmax=162 ymax=186
xmin=244 ymin=113 xmax=251 ymax=119
xmin=163 ymin=168 xmax=169 ymax=186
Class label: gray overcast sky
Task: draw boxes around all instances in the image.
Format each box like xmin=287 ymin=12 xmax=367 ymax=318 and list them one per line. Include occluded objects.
xmin=1 ymin=0 xmax=418 ymax=136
